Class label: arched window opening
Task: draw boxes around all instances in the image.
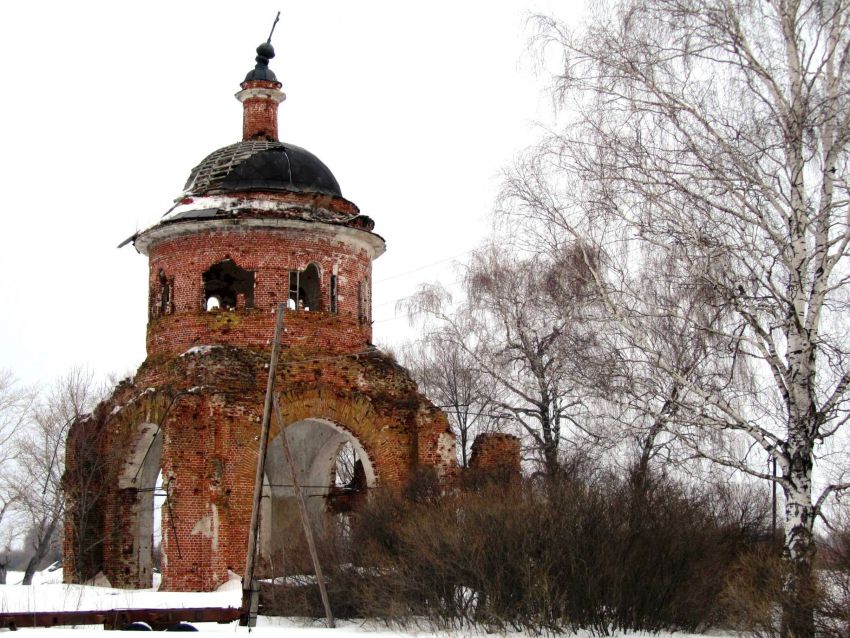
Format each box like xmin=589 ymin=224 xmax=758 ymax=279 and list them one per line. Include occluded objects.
xmin=288 ymin=263 xmax=322 ymax=311
xmin=333 ymin=441 xmax=361 ymax=488
xmin=328 ymin=440 xmax=367 ymax=512
xmin=261 ymin=420 xmax=376 ymax=577
xmin=119 ymin=423 xmax=163 ymax=588
xmin=357 ymin=279 xmax=371 ymax=325
xmin=328 ymin=441 xmax=366 ymax=540
xmin=329 ymin=274 xmax=338 ymax=313
xmin=152 ymin=470 xmax=165 ymax=586
xmin=202 ymin=259 xmax=255 ymax=311
xmin=158 ymin=269 xmax=173 ymax=316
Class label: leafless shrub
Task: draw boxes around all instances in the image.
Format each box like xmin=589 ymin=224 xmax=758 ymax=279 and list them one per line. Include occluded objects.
xmin=721 ymin=516 xmax=850 ymax=638
xmin=818 ymin=521 xmax=850 ymax=638
xmin=720 ymin=545 xmax=785 ymax=638
xmin=263 ymin=466 xmax=769 ymax=634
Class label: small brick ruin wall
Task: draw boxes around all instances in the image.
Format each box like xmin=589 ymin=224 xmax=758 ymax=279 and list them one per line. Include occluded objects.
xmin=467 ymin=433 xmax=522 ymax=485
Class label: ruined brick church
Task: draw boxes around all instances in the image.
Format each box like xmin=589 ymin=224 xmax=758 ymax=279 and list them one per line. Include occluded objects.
xmin=62 ymin=38 xmax=462 ymax=591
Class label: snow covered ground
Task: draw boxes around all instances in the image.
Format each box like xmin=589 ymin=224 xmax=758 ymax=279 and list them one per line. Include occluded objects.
xmin=0 ymin=568 xmax=239 ymax=615
xmin=0 ymin=569 xmax=720 ymax=636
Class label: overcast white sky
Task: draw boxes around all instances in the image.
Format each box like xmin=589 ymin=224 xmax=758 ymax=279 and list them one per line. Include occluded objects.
xmin=0 ymin=1 xmax=582 ymax=389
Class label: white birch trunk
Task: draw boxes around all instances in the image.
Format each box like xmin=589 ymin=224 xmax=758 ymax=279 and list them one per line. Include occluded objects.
xmin=781 ymin=434 xmax=816 ymax=638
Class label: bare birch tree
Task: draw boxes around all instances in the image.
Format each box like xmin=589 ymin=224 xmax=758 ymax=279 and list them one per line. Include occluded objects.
xmin=404 ymin=244 xmax=601 ymax=477
xmin=580 ymin=248 xmax=733 ymax=487
xmin=401 ymin=333 xmax=500 ymax=468
xmin=13 ymin=368 xmax=99 ymax=585
xmin=0 ymin=370 xmax=34 ymax=583
xmin=500 ymin=1 xmax=850 ymax=635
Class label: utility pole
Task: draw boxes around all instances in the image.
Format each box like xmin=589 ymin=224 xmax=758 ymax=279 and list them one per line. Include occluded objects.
xmin=771 ymin=456 xmax=777 ymax=537
xmin=241 ymin=303 xmax=286 ymax=627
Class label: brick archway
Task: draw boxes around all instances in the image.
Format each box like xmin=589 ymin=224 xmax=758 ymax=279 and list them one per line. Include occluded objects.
xmin=233 ymin=387 xmax=416 ymax=489
xmin=66 ymin=350 xmax=456 ymax=591
xmin=259 ymin=416 xmax=377 ymax=575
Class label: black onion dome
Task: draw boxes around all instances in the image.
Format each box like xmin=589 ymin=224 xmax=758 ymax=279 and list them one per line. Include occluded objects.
xmin=244 ymin=42 xmax=279 ymax=83
xmin=183 ymin=141 xmax=342 ymax=197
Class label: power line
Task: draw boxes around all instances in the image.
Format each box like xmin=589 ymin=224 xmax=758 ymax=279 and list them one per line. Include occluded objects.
xmin=372 ymin=295 xmax=466 ymax=325
xmin=265 ymin=484 xmax=377 ymax=490
xmin=371 ymin=277 xmax=464 ymax=310
xmin=438 ymin=408 xmax=515 ymax=419
xmin=375 ymin=250 xmax=473 ymax=283
xmin=372 ymin=315 xmax=408 ymax=325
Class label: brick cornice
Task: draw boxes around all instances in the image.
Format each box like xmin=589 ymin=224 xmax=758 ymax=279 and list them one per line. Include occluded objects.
xmin=134 ymin=217 xmax=386 ymax=259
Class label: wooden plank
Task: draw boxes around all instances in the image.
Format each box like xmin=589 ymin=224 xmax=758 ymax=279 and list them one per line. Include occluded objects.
xmin=272 ymin=394 xmax=335 ymax=628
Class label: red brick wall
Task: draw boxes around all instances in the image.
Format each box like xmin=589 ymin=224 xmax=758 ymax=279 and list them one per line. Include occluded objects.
xmin=240 ymin=79 xmax=282 ymax=141
xmin=63 ymin=198 xmax=456 ymax=592
xmin=65 ymin=343 xmax=456 ymax=591
xmin=146 ymin=228 xmax=374 ymax=357
xmin=468 ymin=433 xmax=521 ymax=484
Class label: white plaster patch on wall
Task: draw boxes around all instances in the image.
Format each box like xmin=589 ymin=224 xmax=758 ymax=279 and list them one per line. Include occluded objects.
xmin=191 ymin=515 xmax=211 ymax=538
xmin=118 ymin=423 xmax=161 ymax=489
xmin=436 ymin=432 xmax=456 ymax=476
xmin=180 ymin=345 xmax=222 ymax=357
xmin=211 ymin=504 xmax=219 ymax=551
xmin=190 ymin=504 xmax=220 ymax=551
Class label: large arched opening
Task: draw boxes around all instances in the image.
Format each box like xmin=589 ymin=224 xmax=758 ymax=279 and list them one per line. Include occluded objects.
xmin=117 ymin=422 xmax=164 ymax=588
xmin=258 ymin=418 xmax=375 ymax=576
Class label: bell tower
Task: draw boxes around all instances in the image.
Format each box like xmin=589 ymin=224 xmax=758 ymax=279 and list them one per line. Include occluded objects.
xmin=64 ymin=32 xmax=456 ymax=592
xmin=138 ymin=34 xmax=382 ymax=359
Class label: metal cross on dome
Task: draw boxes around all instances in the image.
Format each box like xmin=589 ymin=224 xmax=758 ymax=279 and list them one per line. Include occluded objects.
xmin=267 ymin=11 xmax=280 ymax=45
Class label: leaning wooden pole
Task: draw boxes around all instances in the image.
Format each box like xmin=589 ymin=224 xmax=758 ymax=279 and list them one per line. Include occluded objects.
xmin=272 ymin=393 xmax=336 ymax=629
xmin=241 ymin=303 xmax=286 ymax=626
